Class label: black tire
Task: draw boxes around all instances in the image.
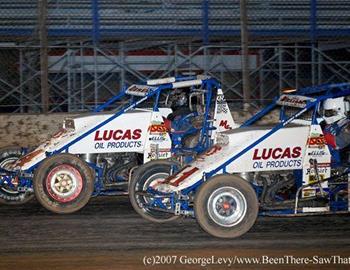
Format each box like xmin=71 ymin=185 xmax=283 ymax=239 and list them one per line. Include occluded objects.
xmin=0 ymin=146 xmax=34 ymax=205
xmin=129 ymin=160 xmax=180 ymax=223
xmin=194 ymin=174 xmax=258 ymax=238
xmin=33 ymin=153 xmax=95 ymax=214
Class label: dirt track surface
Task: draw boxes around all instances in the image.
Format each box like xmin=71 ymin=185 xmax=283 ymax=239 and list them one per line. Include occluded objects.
xmin=0 ymin=196 xmax=349 ymax=270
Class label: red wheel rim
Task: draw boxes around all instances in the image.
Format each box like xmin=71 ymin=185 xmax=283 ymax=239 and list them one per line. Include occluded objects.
xmin=46 ymin=164 xmax=83 ymax=203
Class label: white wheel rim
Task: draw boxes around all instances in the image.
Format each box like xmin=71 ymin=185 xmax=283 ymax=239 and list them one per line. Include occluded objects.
xmin=46 ymin=164 xmax=83 ymax=203
xmin=50 ymin=170 xmax=78 ymax=198
xmin=207 ymin=186 xmax=247 ymax=227
xmin=138 ymin=172 xmax=170 ymax=210
xmin=143 ymin=172 xmax=169 ymax=190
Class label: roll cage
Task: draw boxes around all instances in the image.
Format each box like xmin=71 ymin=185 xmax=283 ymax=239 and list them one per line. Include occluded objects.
xmin=0 ymin=75 xmax=221 ymax=176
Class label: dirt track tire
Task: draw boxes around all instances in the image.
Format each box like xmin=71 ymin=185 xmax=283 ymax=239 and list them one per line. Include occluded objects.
xmin=33 ymin=153 xmax=95 ymax=214
xmin=194 ymin=174 xmax=258 ymax=239
xmin=0 ymin=146 xmax=34 ymax=205
xmin=129 ymin=160 xmax=180 ymax=223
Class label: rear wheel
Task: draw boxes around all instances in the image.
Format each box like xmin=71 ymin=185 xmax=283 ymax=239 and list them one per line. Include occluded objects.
xmin=194 ymin=174 xmax=258 ymax=238
xmin=129 ymin=160 xmax=180 ymax=223
xmin=33 ymin=153 xmax=95 ymax=214
xmin=0 ymin=146 xmax=34 ymax=205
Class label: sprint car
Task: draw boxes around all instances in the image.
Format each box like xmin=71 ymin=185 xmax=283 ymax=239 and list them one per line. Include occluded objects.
xmin=0 ymin=75 xmax=235 ymax=213
xmin=129 ymin=83 xmax=350 ymax=238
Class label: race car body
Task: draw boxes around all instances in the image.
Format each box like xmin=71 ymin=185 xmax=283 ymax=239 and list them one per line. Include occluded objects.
xmin=158 ymin=125 xmax=310 ymax=192
xmin=129 ymin=83 xmax=350 ymax=238
xmin=0 ymin=75 xmax=235 ymax=213
xmin=12 ymin=109 xmax=172 ymax=171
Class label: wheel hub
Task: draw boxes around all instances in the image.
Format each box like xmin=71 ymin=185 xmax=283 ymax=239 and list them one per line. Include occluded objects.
xmin=221 ymin=200 xmax=233 ymax=211
xmin=54 ymin=174 xmax=73 ymax=192
xmin=208 ymin=186 xmax=247 ymax=227
xmin=46 ymin=165 xmax=83 ymax=203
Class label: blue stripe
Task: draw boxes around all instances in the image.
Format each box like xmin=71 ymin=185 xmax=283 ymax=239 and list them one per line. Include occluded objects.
xmin=1 ymin=28 xmax=350 ymax=38
xmin=182 ymin=97 xmax=317 ymax=194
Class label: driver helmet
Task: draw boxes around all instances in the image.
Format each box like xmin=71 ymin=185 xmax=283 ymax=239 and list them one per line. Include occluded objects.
xmin=322 ymin=97 xmax=350 ymax=124
xmin=170 ymin=91 xmax=188 ymax=109
xmin=176 ymin=93 xmax=187 ymax=107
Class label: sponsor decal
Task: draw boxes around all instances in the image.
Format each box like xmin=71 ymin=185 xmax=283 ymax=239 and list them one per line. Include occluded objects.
xmin=277 ymin=95 xmax=315 ymax=108
xmin=307 ymin=136 xmax=326 ymax=148
xmin=148 ymin=151 xmax=171 ymax=160
xmin=302 ymin=187 xmax=329 ymax=198
xmin=93 ymin=129 xmax=142 ymax=150
xmin=302 ymin=188 xmax=316 ymax=197
xmin=147 ymin=147 xmax=171 ymax=160
xmin=252 ymin=146 xmax=302 ymax=169
xmin=308 ymin=174 xmax=325 ymax=183
xmin=126 ymin=84 xmax=156 ymax=96
xmin=219 ymin=120 xmax=231 ymax=130
xmin=305 ymin=163 xmax=330 ymax=175
xmin=307 ymin=149 xmax=326 ymax=156
xmin=94 ymin=141 xmax=142 ymax=150
xmin=253 ymin=147 xmax=302 ymax=160
xmin=216 ymin=94 xmax=229 ymax=114
xmin=94 ymin=129 xmax=142 ymax=141
xmin=253 ymin=159 xmax=302 ymax=169
xmin=148 ymin=124 xmax=168 ymax=134
xmin=149 ymin=136 xmax=167 ymax=142
xmin=217 ymin=94 xmax=225 ymax=103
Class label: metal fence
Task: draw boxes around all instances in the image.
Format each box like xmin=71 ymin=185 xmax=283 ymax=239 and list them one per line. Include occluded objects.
xmin=0 ymin=1 xmax=349 ymax=112
xmin=1 ymin=43 xmax=350 ymax=112
xmin=1 ymin=0 xmax=350 ymax=42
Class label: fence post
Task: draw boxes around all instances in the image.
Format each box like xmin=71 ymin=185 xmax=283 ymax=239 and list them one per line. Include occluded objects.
xmin=19 ymin=49 xmax=24 ymax=113
xmin=240 ymin=0 xmax=250 ymax=110
xmin=310 ymin=0 xmax=317 ymax=42
xmin=38 ymin=0 xmax=49 ymax=113
xmin=310 ymin=0 xmax=317 ymax=86
xmin=91 ymin=0 xmax=100 ymax=45
xmin=91 ymin=0 xmax=100 ymax=109
xmin=202 ymin=0 xmax=209 ymax=45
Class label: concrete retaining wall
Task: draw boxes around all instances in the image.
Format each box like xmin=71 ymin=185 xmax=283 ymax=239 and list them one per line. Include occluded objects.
xmin=0 ymin=113 xmax=75 ymax=148
xmin=0 ymin=110 xmax=279 ymax=148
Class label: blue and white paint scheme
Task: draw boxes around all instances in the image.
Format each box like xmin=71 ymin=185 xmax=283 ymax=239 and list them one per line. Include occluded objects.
xmin=145 ymin=82 xmax=350 ymax=216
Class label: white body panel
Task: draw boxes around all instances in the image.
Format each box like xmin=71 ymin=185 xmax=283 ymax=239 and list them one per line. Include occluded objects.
xmin=213 ymin=89 xmax=238 ymax=134
xmin=11 ymin=83 xmax=234 ymax=172
xmin=70 ymin=111 xmax=151 ymax=154
xmin=13 ymin=109 xmax=171 ymax=171
xmin=301 ymin=125 xmax=331 ymax=212
xmin=143 ymin=112 xmax=172 ymax=163
xmin=159 ymin=125 xmax=311 ymax=192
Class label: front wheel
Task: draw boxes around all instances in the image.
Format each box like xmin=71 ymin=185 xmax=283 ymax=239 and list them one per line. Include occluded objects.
xmin=0 ymin=146 xmax=34 ymax=205
xmin=194 ymin=174 xmax=258 ymax=238
xmin=33 ymin=153 xmax=95 ymax=214
xmin=129 ymin=160 xmax=180 ymax=223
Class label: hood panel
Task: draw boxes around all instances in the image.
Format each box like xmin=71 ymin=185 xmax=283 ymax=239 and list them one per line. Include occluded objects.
xmin=156 ymin=125 xmax=310 ymax=192
xmin=14 ymin=110 xmax=154 ymax=170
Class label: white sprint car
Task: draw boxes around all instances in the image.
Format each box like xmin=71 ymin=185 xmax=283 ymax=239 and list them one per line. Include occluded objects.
xmin=129 ymin=83 xmax=350 ymax=238
xmin=0 ymin=75 xmax=235 ymax=214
